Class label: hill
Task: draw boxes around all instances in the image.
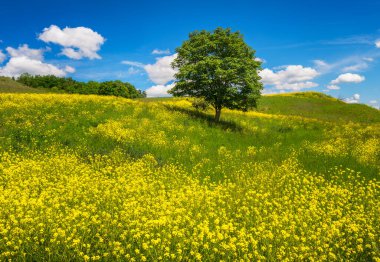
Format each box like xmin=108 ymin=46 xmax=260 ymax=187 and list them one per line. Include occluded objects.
xmin=0 ymin=76 xmax=50 ymax=93
xmin=0 ymin=76 xmax=146 ymax=98
xmin=0 ymin=92 xmax=379 ymax=261
xmin=258 ymin=92 xmax=380 ymax=123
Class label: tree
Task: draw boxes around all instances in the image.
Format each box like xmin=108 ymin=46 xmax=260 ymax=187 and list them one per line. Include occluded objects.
xmin=98 ymin=81 xmax=130 ymax=98
xmin=169 ymin=27 xmax=263 ymax=122
xmin=16 ymin=74 xmax=145 ymax=98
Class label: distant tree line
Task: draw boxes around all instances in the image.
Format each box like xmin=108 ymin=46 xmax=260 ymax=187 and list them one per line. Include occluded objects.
xmin=17 ymin=73 xmax=146 ymax=98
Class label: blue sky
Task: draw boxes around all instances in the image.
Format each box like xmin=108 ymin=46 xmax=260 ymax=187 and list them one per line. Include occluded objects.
xmin=0 ymin=0 xmax=379 ymax=107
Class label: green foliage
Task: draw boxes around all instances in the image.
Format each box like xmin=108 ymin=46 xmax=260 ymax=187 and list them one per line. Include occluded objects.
xmin=0 ymin=76 xmax=49 ymax=93
xmin=99 ymin=81 xmax=130 ymax=97
xmin=16 ymin=73 xmax=146 ymax=98
xmin=191 ymin=98 xmax=210 ymax=111
xmin=170 ymin=27 xmax=263 ymax=121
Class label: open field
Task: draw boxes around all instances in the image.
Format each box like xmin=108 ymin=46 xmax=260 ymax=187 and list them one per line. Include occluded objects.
xmin=0 ymin=92 xmax=379 ymax=261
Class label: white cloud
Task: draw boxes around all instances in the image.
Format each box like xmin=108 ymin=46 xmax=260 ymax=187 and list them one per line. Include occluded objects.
xmin=0 ymin=56 xmax=66 ymax=77
xmin=0 ymin=43 xmax=68 ymax=77
xmin=344 ymin=93 xmax=360 ymax=104
xmin=276 ymin=81 xmax=318 ymax=90
xmin=39 ymin=25 xmax=105 ymax=60
xmin=342 ymin=62 xmax=368 ymax=72
xmin=60 ymin=48 xmax=83 ymax=60
xmin=313 ymin=55 xmax=374 ymax=74
xmin=144 ymin=54 xmax=177 ymax=85
xmin=369 ymin=100 xmax=378 ymax=104
xmin=145 ymin=83 xmax=174 ymax=97
xmin=313 ymin=59 xmax=333 ymax=73
xmin=152 ymin=49 xmax=171 ymax=55
xmin=254 ymin=57 xmax=266 ymax=63
xmin=259 ymin=65 xmax=319 ymax=90
xmin=376 ymin=40 xmax=380 ymax=48
xmin=126 ymin=67 xmax=140 ymax=75
xmin=121 ymin=60 xmax=145 ymax=68
xmin=64 ymin=65 xmax=76 ymax=73
xmin=363 ymin=57 xmax=374 ymax=62
xmin=262 ymin=88 xmax=286 ymax=95
xmin=327 ymin=84 xmax=340 ymax=90
xmin=6 ymin=44 xmax=46 ymax=60
xmin=0 ymin=50 xmax=6 ymax=64
xmin=331 ymin=73 xmax=365 ymax=84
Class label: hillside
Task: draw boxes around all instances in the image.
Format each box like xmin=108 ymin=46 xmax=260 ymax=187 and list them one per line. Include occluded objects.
xmin=1 ymin=77 xmax=378 ymax=123
xmin=0 ymin=92 xmax=379 ymax=261
xmin=258 ymin=92 xmax=380 ymax=123
xmin=0 ymin=76 xmax=50 ymax=93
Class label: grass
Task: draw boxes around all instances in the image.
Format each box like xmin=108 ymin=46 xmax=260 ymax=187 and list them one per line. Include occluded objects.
xmin=258 ymin=92 xmax=380 ymax=123
xmin=0 ymin=76 xmax=51 ymax=93
xmin=0 ymin=92 xmax=379 ymax=261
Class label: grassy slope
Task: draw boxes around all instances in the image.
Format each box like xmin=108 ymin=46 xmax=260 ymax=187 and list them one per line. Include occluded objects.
xmin=143 ymin=92 xmax=380 ymax=124
xmin=0 ymin=92 xmax=379 ymax=260
xmin=0 ymin=92 xmax=379 ymax=180
xmin=259 ymin=92 xmax=380 ymax=123
xmin=2 ymin=76 xmax=378 ymax=124
xmin=0 ymin=77 xmax=50 ymax=93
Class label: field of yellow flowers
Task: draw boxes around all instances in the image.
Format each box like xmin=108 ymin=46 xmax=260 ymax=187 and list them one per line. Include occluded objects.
xmin=0 ymin=93 xmax=379 ymax=261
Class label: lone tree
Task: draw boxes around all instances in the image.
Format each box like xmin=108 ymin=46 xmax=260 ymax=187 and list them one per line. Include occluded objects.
xmin=169 ymin=27 xmax=263 ymax=122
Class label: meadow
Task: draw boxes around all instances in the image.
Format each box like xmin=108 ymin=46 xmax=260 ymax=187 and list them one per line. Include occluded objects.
xmin=0 ymin=92 xmax=379 ymax=261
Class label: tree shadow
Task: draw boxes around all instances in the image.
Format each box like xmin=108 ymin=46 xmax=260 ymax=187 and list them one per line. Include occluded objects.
xmin=164 ymin=105 xmax=244 ymax=132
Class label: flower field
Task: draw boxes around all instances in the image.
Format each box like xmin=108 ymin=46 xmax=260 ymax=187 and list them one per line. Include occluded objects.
xmin=0 ymin=93 xmax=379 ymax=261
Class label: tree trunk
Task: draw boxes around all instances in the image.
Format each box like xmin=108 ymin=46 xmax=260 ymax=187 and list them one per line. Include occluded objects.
xmin=215 ymin=108 xmax=222 ymax=122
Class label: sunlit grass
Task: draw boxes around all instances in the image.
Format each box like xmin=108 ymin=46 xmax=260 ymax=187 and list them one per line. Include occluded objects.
xmin=0 ymin=93 xmax=379 ymax=261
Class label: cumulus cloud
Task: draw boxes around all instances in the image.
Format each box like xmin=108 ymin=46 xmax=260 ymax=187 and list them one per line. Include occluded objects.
xmin=145 ymin=83 xmax=174 ymax=97
xmin=0 ymin=56 xmax=66 ymax=77
xmin=0 ymin=44 xmax=67 ymax=77
xmin=331 ymin=73 xmax=365 ymax=84
xmin=121 ymin=60 xmax=145 ymax=68
xmin=353 ymin=94 xmax=360 ymax=100
xmin=39 ymin=25 xmax=105 ymax=60
xmin=344 ymin=94 xmax=360 ymax=104
xmin=144 ymin=54 xmax=177 ymax=85
xmin=376 ymin=40 xmax=380 ymax=48
xmin=6 ymin=44 xmax=46 ymax=60
xmin=259 ymin=65 xmax=319 ymax=90
xmin=64 ymin=65 xmax=76 ymax=73
xmin=152 ymin=49 xmax=171 ymax=55
xmin=0 ymin=50 xmax=6 ymax=64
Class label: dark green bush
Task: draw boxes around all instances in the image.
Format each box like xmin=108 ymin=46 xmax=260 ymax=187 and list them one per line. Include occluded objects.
xmin=17 ymin=73 xmax=146 ymax=98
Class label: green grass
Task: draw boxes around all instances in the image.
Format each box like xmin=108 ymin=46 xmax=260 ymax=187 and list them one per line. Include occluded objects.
xmin=0 ymin=92 xmax=378 ymax=181
xmin=258 ymin=92 xmax=380 ymax=123
xmin=0 ymin=92 xmax=379 ymax=261
xmin=0 ymin=76 xmax=51 ymax=93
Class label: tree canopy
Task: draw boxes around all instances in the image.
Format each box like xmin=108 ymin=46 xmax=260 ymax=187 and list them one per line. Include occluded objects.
xmin=169 ymin=27 xmax=263 ymax=121
xmin=17 ymin=74 xmax=146 ymax=98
